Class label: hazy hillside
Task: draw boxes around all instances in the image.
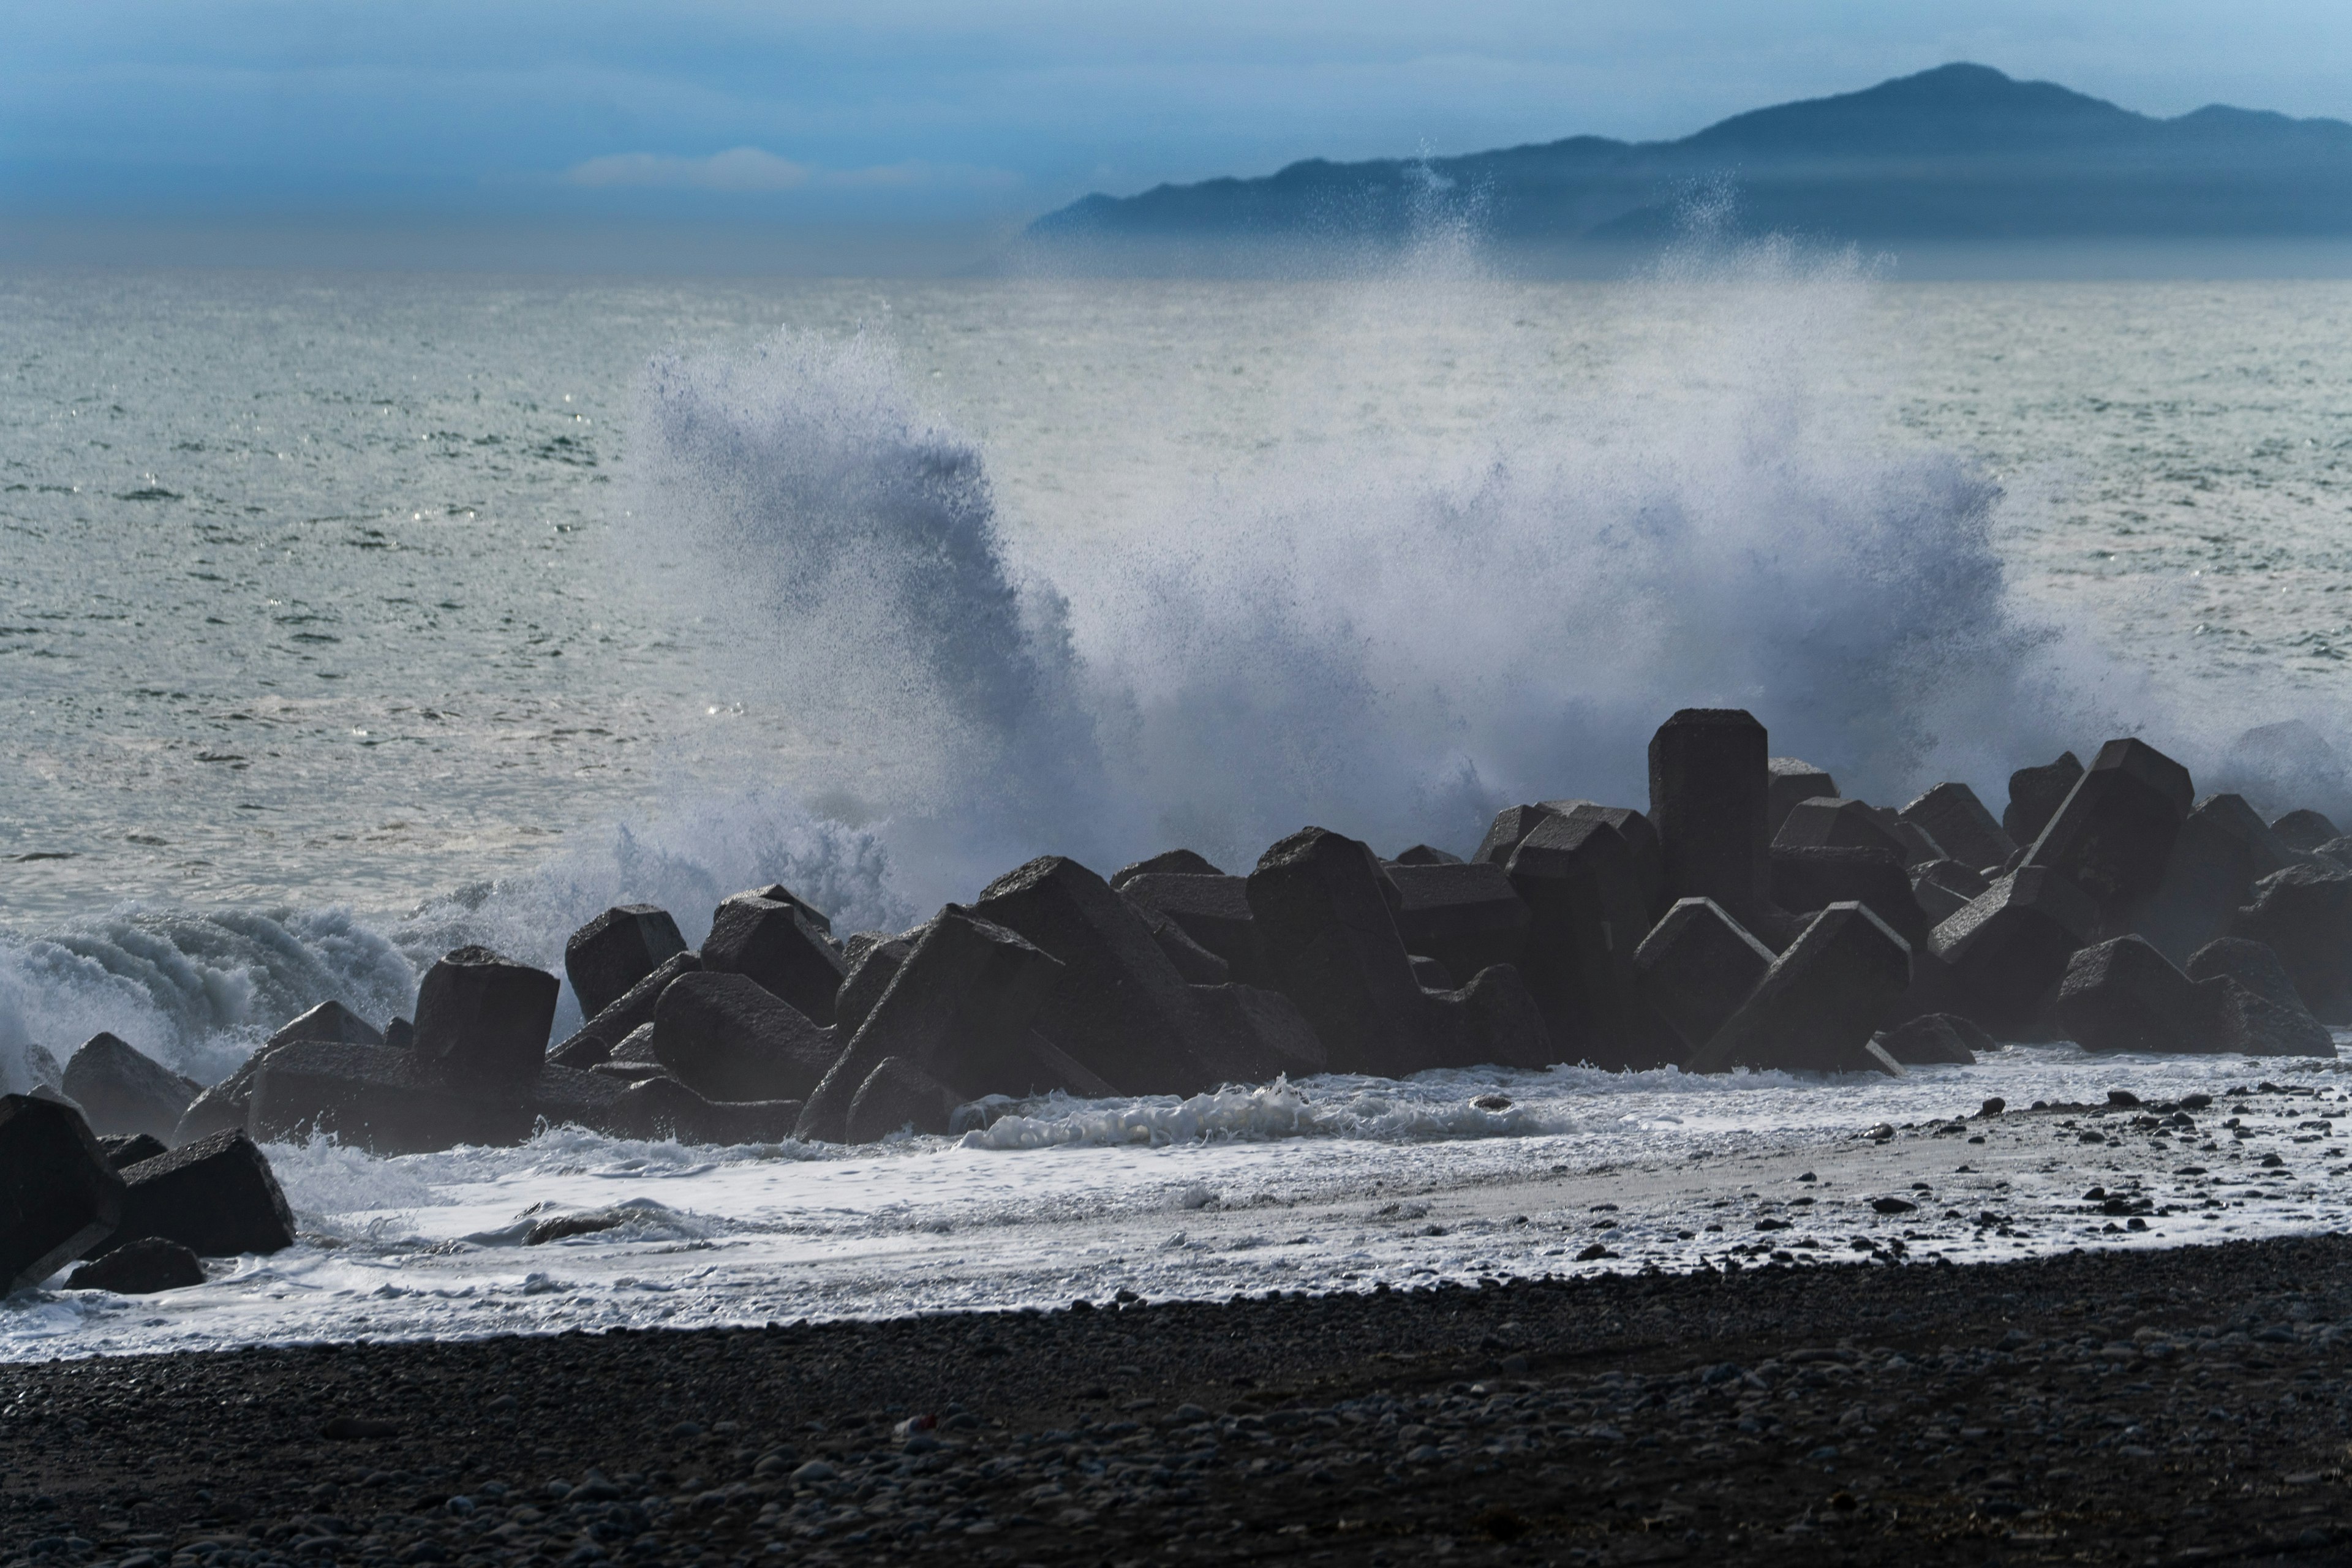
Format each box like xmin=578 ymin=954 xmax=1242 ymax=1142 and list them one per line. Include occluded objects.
xmin=1028 ymin=64 xmax=2352 ymax=254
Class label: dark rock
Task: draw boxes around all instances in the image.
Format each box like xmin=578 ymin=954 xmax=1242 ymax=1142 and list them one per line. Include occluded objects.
xmin=1120 ymin=873 xmax=1264 ymax=984
xmin=1692 ymin=903 xmax=1911 ymax=1076
xmin=794 ymin=907 xmax=1065 ymax=1143
xmin=1544 ymin=802 xmax=1665 ymax=924
xmin=1900 ymin=782 xmax=2018 ymax=873
xmin=546 ymin=950 xmax=701 ymax=1071
xmin=264 ymin=1001 xmax=385 ymax=1050
xmin=2057 ymin=937 xmax=2214 ymax=1054
xmin=975 ymin=856 xmax=1223 ymax=1094
xmin=608 ymin=1022 xmax=662 ymax=1063
xmin=1774 ymin=797 xmax=1908 ymax=859
xmin=1390 ymin=844 xmax=1464 ymax=866
xmin=1649 ymin=709 xmax=1775 ymax=933
xmin=173 ymin=1055 xmax=276 ymax=1145
xmin=2270 ymin=809 xmax=2343 ymax=854
xmin=1767 ymin=758 xmax=1838 ymax=839
xmin=1874 ymin=1012 xmax=1991 ymax=1066
xmin=2205 ymin=976 xmax=2337 ymax=1058
xmin=1385 ymin=861 xmax=1532 ymax=992
xmin=834 ymin=937 xmax=914 ymax=1038
xmin=2003 ymin=751 xmax=2084 ymax=846
xmin=1188 ymin=984 xmax=1330 ymax=1082
xmin=1125 ymin=895 xmax=1233 ymax=985
xmin=0 ymin=1095 xmax=127 ymax=1292
xmin=651 ymin=971 xmax=835 ymax=1103
xmin=1472 ymin=804 xmax=1562 ymax=867
xmin=1632 ymin=898 xmax=1776 ymax=1059
xmin=61 ymin=1033 xmax=199 ymax=1142
xmin=563 ymin=905 xmax=689 ymax=1022
xmin=1929 ymin=867 xmax=2101 ymax=1033
xmin=2026 ymin=738 xmax=2195 ymax=908
xmin=66 ymin=1237 xmax=203 ymax=1295
xmin=845 ymin=1058 xmax=962 ymax=1142
xmin=1769 ymin=844 xmax=1929 ymax=948
xmin=2185 ymin=937 xmax=2310 ymax=1015
xmin=1108 ymin=849 xmax=1225 ymax=889
xmin=729 ymin=883 xmax=834 ymax=934
xmin=1910 ymin=858 xmax=1988 ymax=925
xmin=2124 ymin=793 xmax=2301 ymax=964
xmin=1425 ymin=964 xmax=1557 ymax=1071
xmin=1505 ymin=812 xmax=1658 ymax=1068
xmin=413 ymin=946 xmax=559 ymax=1087
xmin=1247 ymin=828 xmax=1431 ymax=1077
xmin=100 ymin=1129 xmax=294 ymax=1258
xmin=603 ymin=1078 xmax=802 ymax=1145
xmin=249 ymin=1042 xmax=534 ymax=1153
xmin=1408 ymin=954 xmax=1452 ymax=989
xmin=701 ymin=897 xmax=846 ymax=1028
xmin=587 ymin=1061 xmax=671 ymax=1084
xmin=2226 ymin=862 xmax=2352 ymax=1022
xmin=97 ymin=1134 xmax=167 ymax=1170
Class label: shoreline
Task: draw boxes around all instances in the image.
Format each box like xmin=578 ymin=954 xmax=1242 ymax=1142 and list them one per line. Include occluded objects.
xmin=9 ymin=1231 xmax=2352 ymax=1564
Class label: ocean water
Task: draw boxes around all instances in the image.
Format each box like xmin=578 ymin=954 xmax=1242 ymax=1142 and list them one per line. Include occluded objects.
xmin=3 ymin=252 xmax=2351 ymax=1351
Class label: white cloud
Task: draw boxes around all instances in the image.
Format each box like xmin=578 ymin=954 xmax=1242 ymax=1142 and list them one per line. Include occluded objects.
xmin=564 ymin=146 xmax=812 ymax=190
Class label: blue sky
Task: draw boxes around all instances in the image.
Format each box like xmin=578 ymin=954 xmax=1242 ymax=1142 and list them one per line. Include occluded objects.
xmin=8 ymin=1 xmax=2352 ymax=234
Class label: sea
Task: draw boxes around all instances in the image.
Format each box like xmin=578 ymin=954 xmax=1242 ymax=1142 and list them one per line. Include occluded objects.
xmin=4 ymin=244 xmax=2351 ymax=1356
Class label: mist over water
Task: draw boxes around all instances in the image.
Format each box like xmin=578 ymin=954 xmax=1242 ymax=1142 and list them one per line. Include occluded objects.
xmin=2 ymin=243 xmax=2344 ymax=1087
xmin=623 ymin=236 xmax=2132 ymax=906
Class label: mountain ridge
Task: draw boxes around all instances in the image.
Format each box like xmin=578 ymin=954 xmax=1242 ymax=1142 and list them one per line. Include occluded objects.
xmin=1028 ymin=64 xmax=2352 ymax=249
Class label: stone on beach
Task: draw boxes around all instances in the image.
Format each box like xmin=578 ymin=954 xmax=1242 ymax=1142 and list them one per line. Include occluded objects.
xmin=794 ymin=906 xmax=1065 ymax=1144
xmin=2024 ymin=737 xmax=2195 ymax=908
xmin=1929 ymin=866 xmax=2100 ymax=1034
xmin=1765 ymin=758 xmax=1838 ymax=839
xmin=975 ymin=855 xmax=1226 ymax=1095
xmin=699 ymin=895 xmax=846 ymax=1028
xmin=832 ymin=935 xmax=914 ymax=1039
xmin=2004 ymin=750 xmax=2084 ymax=848
xmin=60 ymin=1032 xmax=200 ymax=1142
xmin=1384 ymin=859 xmax=1532 ymax=990
xmin=650 ymin=971 xmax=835 ymax=1103
xmin=263 ymin=1000 xmax=385 ymax=1050
xmin=1247 ymin=827 xmax=1434 ymax=1079
xmin=1768 ymin=843 xmax=1929 ymax=948
xmin=1691 ymin=902 xmax=1910 ymax=1075
xmin=1874 ymin=1012 xmax=1991 ymax=1066
xmin=1107 ymin=848 xmax=1224 ymax=889
xmin=1506 ymin=812 xmax=1656 ymax=1068
xmin=1649 ymin=709 xmax=1776 ymax=933
xmin=2123 ymin=792 xmax=2299 ymax=964
xmin=413 ymin=946 xmax=560 ymax=1087
xmin=1120 ymin=873 xmax=1264 ymax=984
xmin=2226 ymin=862 xmax=2352 ymax=1022
xmin=66 ymin=1235 xmax=205 ymax=1295
xmin=0 ymin=1094 xmax=127 ymax=1292
xmin=563 ymin=904 xmax=690 ymax=1022
xmin=2269 ymin=808 xmax=2343 ymax=854
xmin=1631 ymin=897 xmax=1774 ymax=1060
xmin=1899 ymin=782 xmax=2018 ymax=873
xmin=99 ymin=1129 xmax=295 ymax=1259
xmin=546 ymin=949 xmax=702 ymax=1070
xmin=845 ymin=1057 xmax=962 ymax=1141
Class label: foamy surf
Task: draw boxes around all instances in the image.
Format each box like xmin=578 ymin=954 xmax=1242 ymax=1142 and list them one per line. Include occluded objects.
xmin=9 ymin=1044 xmax=2344 ymax=1362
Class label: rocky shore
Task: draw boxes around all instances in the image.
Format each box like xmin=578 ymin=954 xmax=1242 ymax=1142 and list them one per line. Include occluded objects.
xmin=10 ymin=1234 xmax=2352 ymax=1566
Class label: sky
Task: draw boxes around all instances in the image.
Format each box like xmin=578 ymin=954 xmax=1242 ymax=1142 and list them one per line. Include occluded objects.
xmin=7 ymin=1 xmax=2352 ymax=265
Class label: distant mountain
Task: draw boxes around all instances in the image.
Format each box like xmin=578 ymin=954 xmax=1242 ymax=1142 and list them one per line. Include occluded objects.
xmin=1028 ymin=64 xmax=2352 ymax=254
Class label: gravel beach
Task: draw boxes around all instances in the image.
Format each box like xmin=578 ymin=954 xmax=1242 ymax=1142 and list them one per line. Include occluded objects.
xmin=12 ymin=1229 xmax=2352 ymax=1567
